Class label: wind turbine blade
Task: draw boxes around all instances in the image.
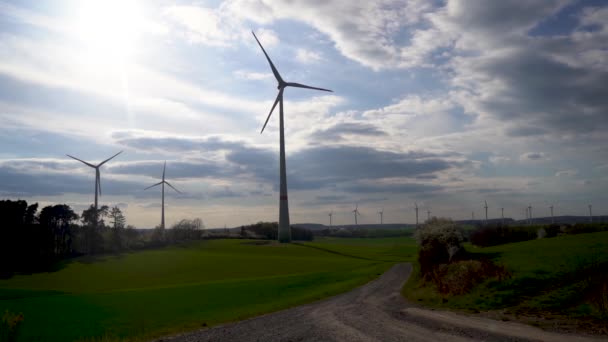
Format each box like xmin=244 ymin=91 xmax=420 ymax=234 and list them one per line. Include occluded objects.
xmin=251 ymin=31 xmax=283 ymax=84
xmin=98 ymin=151 xmax=123 ymax=167
xmin=66 ymin=155 xmax=96 ymax=168
xmin=144 ymin=181 xmax=163 ymax=190
xmin=285 ymin=82 xmax=332 ymax=92
xmin=261 ymin=90 xmax=282 ymax=134
xmin=162 ymin=161 xmax=166 ymax=181
xmin=164 ymin=181 xmax=182 ymax=194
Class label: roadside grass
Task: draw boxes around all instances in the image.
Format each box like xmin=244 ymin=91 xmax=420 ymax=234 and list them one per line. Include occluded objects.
xmin=403 ymin=231 xmax=608 ymax=320
xmin=0 ymin=237 xmax=415 ymax=341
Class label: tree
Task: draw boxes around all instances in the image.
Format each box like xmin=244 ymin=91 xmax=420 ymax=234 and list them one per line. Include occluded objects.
xmin=81 ymin=205 xmax=109 ymax=254
xmin=39 ymin=204 xmax=79 ymax=256
xmin=109 ymin=206 xmax=126 ymax=230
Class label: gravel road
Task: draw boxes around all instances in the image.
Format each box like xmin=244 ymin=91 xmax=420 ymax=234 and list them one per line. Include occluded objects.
xmin=157 ymin=263 xmax=604 ymax=342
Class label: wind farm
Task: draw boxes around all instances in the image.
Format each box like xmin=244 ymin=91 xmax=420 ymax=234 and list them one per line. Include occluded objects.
xmin=1 ymin=1 xmax=608 ymax=342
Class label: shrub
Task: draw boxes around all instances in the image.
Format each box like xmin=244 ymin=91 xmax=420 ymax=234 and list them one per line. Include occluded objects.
xmin=470 ymin=224 xmax=537 ymax=247
xmin=0 ymin=310 xmax=24 ymax=342
xmin=414 ymin=218 xmax=465 ymax=278
xmin=431 ymin=259 xmax=511 ymax=295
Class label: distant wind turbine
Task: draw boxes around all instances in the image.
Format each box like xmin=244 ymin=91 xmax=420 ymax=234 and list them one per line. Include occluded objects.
xmin=589 ymin=204 xmax=593 ymax=223
xmin=501 ymin=207 xmax=504 ymax=225
xmin=550 ymin=205 xmax=554 ymax=224
xmin=352 ymin=204 xmax=360 ymax=225
xmin=529 ymin=205 xmax=533 ymax=225
xmin=378 ymin=208 xmax=384 ymax=225
xmin=144 ymin=161 xmax=181 ymax=229
xmin=252 ymin=31 xmax=332 ymax=243
xmin=328 ymin=211 xmax=333 ymax=227
xmin=67 ymin=151 xmax=123 ymax=211
xmin=427 ymin=209 xmax=431 ymax=221
xmin=484 ymin=200 xmax=488 ymax=223
xmin=414 ymin=202 xmax=419 ymax=228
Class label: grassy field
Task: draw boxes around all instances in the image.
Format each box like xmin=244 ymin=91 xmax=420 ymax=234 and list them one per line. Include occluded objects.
xmin=403 ymin=231 xmax=608 ymax=319
xmin=1 ymin=237 xmax=416 ymax=341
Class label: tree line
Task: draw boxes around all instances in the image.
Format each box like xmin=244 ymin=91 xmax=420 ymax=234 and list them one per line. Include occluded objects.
xmin=0 ymin=199 xmax=209 ymax=277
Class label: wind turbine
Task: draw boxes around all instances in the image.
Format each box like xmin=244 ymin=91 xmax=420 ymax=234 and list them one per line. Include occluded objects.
xmin=352 ymin=204 xmax=360 ymax=225
xmin=67 ymin=151 xmax=123 ymax=211
xmin=328 ymin=211 xmax=333 ymax=227
xmin=427 ymin=208 xmax=431 ymax=221
xmin=252 ymin=31 xmax=332 ymax=243
xmin=528 ymin=205 xmax=533 ymax=225
xmin=589 ymin=204 xmax=593 ymax=223
xmin=550 ymin=205 xmax=554 ymax=224
xmin=378 ymin=208 xmax=384 ymax=225
xmin=414 ymin=202 xmax=419 ymax=228
xmin=501 ymin=207 xmax=505 ymax=225
xmin=484 ymin=200 xmax=488 ymax=223
xmin=144 ymin=161 xmax=182 ymax=229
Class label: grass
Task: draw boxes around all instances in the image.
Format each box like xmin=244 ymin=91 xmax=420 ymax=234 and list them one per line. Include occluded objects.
xmin=403 ymin=231 xmax=608 ymax=319
xmin=0 ymin=237 xmax=415 ymax=341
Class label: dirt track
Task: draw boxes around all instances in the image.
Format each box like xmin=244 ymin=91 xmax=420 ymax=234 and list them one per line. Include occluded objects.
xmin=158 ymin=263 xmax=603 ymax=342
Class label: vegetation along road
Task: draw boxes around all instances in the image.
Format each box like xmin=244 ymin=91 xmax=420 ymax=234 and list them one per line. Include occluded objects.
xmin=158 ymin=263 xmax=603 ymax=342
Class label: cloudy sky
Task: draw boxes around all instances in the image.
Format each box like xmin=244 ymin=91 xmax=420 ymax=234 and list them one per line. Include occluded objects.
xmin=0 ymin=0 xmax=607 ymax=228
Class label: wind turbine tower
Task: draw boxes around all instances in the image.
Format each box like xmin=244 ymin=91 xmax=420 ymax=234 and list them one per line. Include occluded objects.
xmin=352 ymin=204 xmax=360 ymax=225
xmin=484 ymin=200 xmax=488 ymax=224
xmin=252 ymin=31 xmax=332 ymax=243
xmin=528 ymin=205 xmax=533 ymax=225
xmin=550 ymin=205 xmax=554 ymax=224
xmin=328 ymin=211 xmax=333 ymax=227
xmin=427 ymin=209 xmax=431 ymax=221
xmin=589 ymin=204 xmax=593 ymax=223
xmin=378 ymin=208 xmax=384 ymax=225
xmin=67 ymin=151 xmax=123 ymax=211
xmin=501 ymin=207 xmax=505 ymax=225
xmin=144 ymin=161 xmax=182 ymax=229
xmin=414 ymin=202 xmax=419 ymax=228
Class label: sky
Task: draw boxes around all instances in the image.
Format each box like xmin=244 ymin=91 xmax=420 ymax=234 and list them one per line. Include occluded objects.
xmin=0 ymin=0 xmax=607 ymax=228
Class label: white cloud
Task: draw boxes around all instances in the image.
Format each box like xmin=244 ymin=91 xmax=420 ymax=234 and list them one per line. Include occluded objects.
xmin=233 ymin=70 xmax=273 ymax=80
xmin=295 ymin=48 xmax=323 ymax=64
xmin=555 ymin=169 xmax=578 ymax=177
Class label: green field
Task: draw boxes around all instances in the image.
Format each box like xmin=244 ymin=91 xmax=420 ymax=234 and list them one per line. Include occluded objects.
xmin=1 ymin=237 xmax=416 ymax=341
xmin=404 ymin=231 xmax=608 ymax=318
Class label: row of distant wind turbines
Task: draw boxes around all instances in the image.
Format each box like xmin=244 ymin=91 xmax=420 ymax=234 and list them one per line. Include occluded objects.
xmin=329 ymin=200 xmax=596 ymax=227
xmin=66 ymin=151 xmax=181 ymax=229
xmin=65 ymin=31 xmax=331 ymax=239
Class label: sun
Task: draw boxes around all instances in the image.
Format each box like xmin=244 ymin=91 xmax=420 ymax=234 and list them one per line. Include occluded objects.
xmin=71 ymin=0 xmax=145 ymax=64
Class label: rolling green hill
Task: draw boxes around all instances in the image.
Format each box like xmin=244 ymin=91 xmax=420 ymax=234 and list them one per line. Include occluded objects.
xmin=1 ymin=237 xmax=416 ymax=341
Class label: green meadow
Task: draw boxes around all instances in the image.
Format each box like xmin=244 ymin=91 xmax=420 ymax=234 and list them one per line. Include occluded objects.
xmin=1 ymin=237 xmax=416 ymax=341
xmin=404 ymin=231 xmax=608 ymax=319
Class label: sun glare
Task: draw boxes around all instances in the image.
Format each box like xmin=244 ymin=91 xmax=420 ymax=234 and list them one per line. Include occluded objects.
xmin=71 ymin=0 xmax=144 ymax=64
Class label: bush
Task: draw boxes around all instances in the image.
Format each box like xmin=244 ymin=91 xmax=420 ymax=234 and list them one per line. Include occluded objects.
xmin=470 ymin=224 xmax=537 ymax=247
xmin=0 ymin=310 xmax=24 ymax=342
xmin=431 ymin=259 xmax=511 ymax=295
xmin=415 ymin=218 xmax=465 ymax=278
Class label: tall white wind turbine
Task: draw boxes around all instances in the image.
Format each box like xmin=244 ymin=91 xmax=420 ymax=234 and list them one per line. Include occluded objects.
xmin=352 ymin=204 xmax=360 ymax=225
xmin=414 ymin=202 xmax=419 ymax=228
xmin=144 ymin=161 xmax=182 ymax=229
xmin=589 ymin=204 xmax=593 ymax=223
xmin=501 ymin=207 xmax=505 ymax=225
xmin=378 ymin=208 xmax=384 ymax=225
xmin=484 ymin=200 xmax=488 ymax=223
xmin=550 ymin=205 xmax=554 ymax=224
xmin=252 ymin=31 xmax=333 ymax=243
xmin=67 ymin=151 xmax=123 ymax=211
xmin=328 ymin=211 xmax=333 ymax=227
xmin=427 ymin=209 xmax=431 ymax=221
xmin=528 ymin=205 xmax=533 ymax=225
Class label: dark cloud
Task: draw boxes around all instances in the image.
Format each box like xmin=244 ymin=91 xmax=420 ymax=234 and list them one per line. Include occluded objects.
xmin=521 ymin=152 xmax=544 ymax=160
xmin=310 ymin=122 xmax=387 ymax=141
xmin=0 ymin=164 xmax=144 ymax=197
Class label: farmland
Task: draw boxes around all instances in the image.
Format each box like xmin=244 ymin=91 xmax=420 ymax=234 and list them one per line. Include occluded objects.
xmin=0 ymin=237 xmax=416 ymax=341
